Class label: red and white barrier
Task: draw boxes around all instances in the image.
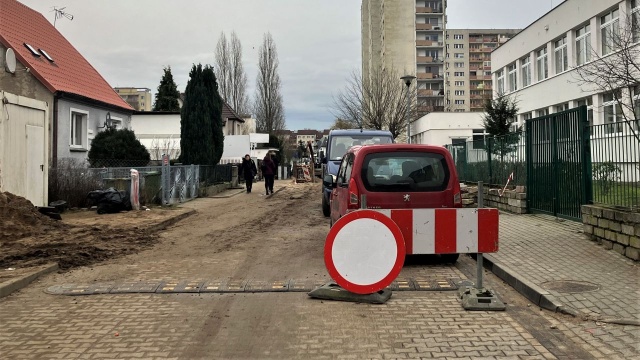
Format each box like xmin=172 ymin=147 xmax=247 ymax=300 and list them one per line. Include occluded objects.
xmin=373 ymin=208 xmax=499 ymax=255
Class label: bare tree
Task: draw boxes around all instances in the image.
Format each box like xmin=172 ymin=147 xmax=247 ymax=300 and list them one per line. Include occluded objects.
xmin=330 ymin=118 xmax=356 ymax=130
xmin=574 ymin=13 xmax=640 ymax=142
xmin=214 ymin=32 xmax=231 ymax=102
xmin=254 ymin=32 xmax=286 ymax=133
xmin=149 ymin=137 xmax=181 ymax=161
xmin=229 ymin=32 xmax=249 ymax=114
xmin=331 ymin=67 xmax=418 ymax=139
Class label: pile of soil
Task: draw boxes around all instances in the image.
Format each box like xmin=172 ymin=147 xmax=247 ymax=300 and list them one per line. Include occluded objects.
xmin=0 ymin=192 xmax=64 ymax=240
xmin=0 ymin=192 xmax=157 ymax=270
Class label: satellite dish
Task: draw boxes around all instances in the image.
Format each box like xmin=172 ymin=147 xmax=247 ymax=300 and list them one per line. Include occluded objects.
xmin=5 ymin=48 xmax=16 ymax=74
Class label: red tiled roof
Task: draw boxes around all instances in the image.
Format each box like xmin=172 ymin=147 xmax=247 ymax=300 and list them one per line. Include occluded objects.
xmin=0 ymin=0 xmax=133 ymax=111
xmin=222 ymin=102 xmax=244 ymax=123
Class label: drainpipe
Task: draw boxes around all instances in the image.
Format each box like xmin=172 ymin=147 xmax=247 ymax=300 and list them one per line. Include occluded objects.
xmin=52 ymin=93 xmax=59 ymax=168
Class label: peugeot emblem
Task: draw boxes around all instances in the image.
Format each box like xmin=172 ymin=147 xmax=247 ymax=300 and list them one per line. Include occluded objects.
xmin=403 ymin=194 xmax=410 ymax=202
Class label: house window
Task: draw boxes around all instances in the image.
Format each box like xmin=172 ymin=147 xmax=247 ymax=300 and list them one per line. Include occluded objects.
xmin=454 ymin=90 xmax=465 ymax=96
xmin=576 ymin=24 xmax=591 ymax=65
xmin=70 ymin=110 xmax=88 ymax=148
xmin=537 ymin=108 xmax=549 ymax=117
xmin=454 ymin=34 xmax=464 ymax=40
xmin=576 ymin=97 xmax=594 ymax=132
xmin=554 ymin=36 xmax=568 ymax=73
xmin=601 ymin=8 xmax=620 ymax=55
xmin=603 ymin=91 xmax=623 ymax=134
xmin=454 ymin=100 xmax=465 ymax=105
xmin=454 ymin=71 xmax=465 ymax=76
xmin=455 ymin=81 xmax=464 ymax=86
xmin=536 ymin=47 xmax=548 ymax=81
xmin=454 ymin=62 xmax=465 ymax=68
xmin=110 ymin=116 xmax=123 ymax=130
xmin=496 ymin=69 xmax=505 ymax=94
xmin=521 ymin=55 xmax=531 ymax=87
xmin=554 ymin=103 xmax=569 ymax=113
xmin=522 ymin=112 xmax=533 ymax=122
xmin=454 ymin=53 xmax=464 ymax=58
xmin=472 ymin=129 xmax=487 ymax=149
xmin=507 ymin=63 xmax=517 ymax=92
xmin=454 ymin=44 xmax=464 ymax=49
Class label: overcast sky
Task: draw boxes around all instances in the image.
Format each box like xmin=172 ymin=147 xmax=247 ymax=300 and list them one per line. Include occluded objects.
xmin=20 ymin=0 xmax=564 ymax=130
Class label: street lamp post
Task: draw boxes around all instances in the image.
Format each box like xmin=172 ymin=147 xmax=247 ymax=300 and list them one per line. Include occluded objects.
xmin=401 ymin=75 xmax=416 ymax=144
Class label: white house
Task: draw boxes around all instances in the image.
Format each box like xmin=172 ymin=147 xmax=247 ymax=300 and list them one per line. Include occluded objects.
xmin=410 ymin=112 xmax=486 ymax=147
xmin=491 ymin=0 xmax=639 ymax=129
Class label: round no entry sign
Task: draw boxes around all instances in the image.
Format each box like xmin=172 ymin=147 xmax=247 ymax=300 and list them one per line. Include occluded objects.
xmin=324 ymin=210 xmax=406 ymax=295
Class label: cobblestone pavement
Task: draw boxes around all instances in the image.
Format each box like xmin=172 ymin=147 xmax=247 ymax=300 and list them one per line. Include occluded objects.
xmin=491 ymin=213 xmax=640 ymax=359
xmin=0 ymin=183 xmax=628 ymax=359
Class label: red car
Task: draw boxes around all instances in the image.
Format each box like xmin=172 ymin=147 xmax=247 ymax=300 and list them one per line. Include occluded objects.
xmin=324 ymin=144 xmax=463 ymax=262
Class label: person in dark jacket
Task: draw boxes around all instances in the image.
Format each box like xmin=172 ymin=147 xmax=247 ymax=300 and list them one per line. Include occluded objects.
xmin=271 ymin=153 xmax=280 ymax=179
xmin=262 ymin=153 xmax=276 ymax=195
xmin=239 ymin=154 xmax=257 ymax=193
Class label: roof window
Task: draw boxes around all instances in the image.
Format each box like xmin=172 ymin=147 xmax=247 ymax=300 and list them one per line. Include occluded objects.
xmin=39 ymin=49 xmax=54 ymax=62
xmin=24 ymin=43 xmax=40 ymax=57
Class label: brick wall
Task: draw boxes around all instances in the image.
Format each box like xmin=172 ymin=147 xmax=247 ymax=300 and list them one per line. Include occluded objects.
xmin=461 ymin=185 xmax=527 ymax=214
xmin=582 ymin=205 xmax=640 ymax=261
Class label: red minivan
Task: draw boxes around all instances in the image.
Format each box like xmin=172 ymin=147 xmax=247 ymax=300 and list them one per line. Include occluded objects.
xmin=325 ymin=144 xmax=462 ymax=261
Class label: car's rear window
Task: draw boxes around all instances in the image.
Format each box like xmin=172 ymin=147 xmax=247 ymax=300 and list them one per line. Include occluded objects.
xmin=361 ymin=152 xmax=450 ymax=192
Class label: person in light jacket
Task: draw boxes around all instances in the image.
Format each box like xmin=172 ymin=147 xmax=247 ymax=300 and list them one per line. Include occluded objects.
xmin=239 ymin=154 xmax=257 ymax=193
xmin=262 ymin=153 xmax=276 ymax=195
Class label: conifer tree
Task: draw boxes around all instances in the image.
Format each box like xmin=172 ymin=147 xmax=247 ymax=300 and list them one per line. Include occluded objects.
xmin=153 ymin=66 xmax=180 ymax=111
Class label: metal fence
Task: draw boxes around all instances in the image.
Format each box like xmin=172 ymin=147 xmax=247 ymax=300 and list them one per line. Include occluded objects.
xmin=444 ymin=118 xmax=639 ymax=211
xmin=445 ymin=132 xmax=526 ymax=187
xmin=590 ymin=120 xmax=640 ymax=210
xmin=89 ymin=163 xmax=234 ymax=205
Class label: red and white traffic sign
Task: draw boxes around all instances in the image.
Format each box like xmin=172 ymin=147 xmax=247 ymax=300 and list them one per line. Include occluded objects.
xmin=324 ymin=210 xmax=405 ymax=295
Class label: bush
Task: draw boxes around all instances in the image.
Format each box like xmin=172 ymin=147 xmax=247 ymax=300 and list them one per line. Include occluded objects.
xmin=88 ymin=127 xmax=150 ymax=168
xmin=593 ymin=161 xmax=621 ymax=196
xmin=48 ymin=158 xmax=102 ymax=208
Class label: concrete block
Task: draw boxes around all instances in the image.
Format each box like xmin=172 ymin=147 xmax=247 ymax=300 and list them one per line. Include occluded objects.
xmin=602 ymin=209 xmax=616 ymax=220
xmin=625 ymin=247 xmax=640 ymax=261
xmin=636 ymin=227 xmax=640 ymax=237
xmin=589 ymin=215 xmax=599 ymax=226
xmin=624 ymin=212 xmax=640 ymax=224
xmin=630 ymin=237 xmax=640 ymax=249
xmin=613 ymin=243 xmax=626 ymax=255
xmin=602 ymin=239 xmax=613 ymax=250
xmin=614 ymin=211 xmax=626 ymax=222
xmin=609 ymin=221 xmax=622 ymax=232
xmin=621 ymin=224 xmax=635 ymax=236
xmin=489 ymin=189 xmax=500 ymax=196
xmin=594 ymin=227 xmax=605 ymax=238
xmin=515 ymin=185 xmax=525 ymax=193
xmin=462 ymin=199 xmax=475 ymax=205
xmin=581 ymin=205 xmax=592 ymax=215
xmin=508 ymin=198 xmax=518 ymax=207
xmin=616 ymin=233 xmax=630 ymax=246
xmin=605 ymin=230 xmax=617 ymax=241
xmin=591 ymin=207 xmax=603 ymax=218
xmin=583 ymin=224 xmax=594 ymax=235
xmin=598 ymin=218 xmax=610 ymax=229
xmin=516 ymin=193 xmax=526 ymax=200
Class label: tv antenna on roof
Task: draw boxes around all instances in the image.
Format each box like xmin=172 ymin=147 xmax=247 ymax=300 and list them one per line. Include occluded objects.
xmin=51 ymin=6 xmax=73 ymax=27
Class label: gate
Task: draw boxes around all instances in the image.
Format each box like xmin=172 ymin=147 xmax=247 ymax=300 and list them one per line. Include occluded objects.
xmin=525 ymin=106 xmax=592 ymax=220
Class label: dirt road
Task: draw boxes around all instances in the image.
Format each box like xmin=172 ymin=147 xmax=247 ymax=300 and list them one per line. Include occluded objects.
xmin=0 ymin=180 xmax=603 ymax=359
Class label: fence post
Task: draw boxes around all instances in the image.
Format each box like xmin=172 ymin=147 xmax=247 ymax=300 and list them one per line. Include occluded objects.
xmin=579 ymin=105 xmax=593 ymax=205
xmin=487 ymin=137 xmax=493 ymax=186
xmin=161 ymin=155 xmax=170 ymax=206
xmin=477 ymin=181 xmax=484 ymax=290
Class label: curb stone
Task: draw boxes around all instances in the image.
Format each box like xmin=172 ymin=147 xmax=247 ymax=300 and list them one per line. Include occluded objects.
xmin=0 ymin=263 xmax=59 ymax=299
xmin=481 ymin=254 xmax=578 ymax=316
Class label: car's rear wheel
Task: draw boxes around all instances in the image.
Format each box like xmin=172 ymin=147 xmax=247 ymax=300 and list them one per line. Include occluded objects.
xmin=322 ymin=195 xmax=330 ymax=217
xmin=440 ymin=254 xmax=460 ymax=264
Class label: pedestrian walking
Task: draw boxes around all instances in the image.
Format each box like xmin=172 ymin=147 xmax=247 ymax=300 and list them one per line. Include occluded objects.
xmin=262 ymin=153 xmax=276 ymax=195
xmin=239 ymin=154 xmax=257 ymax=193
xmin=271 ymin=153 xmax=280 ymax=179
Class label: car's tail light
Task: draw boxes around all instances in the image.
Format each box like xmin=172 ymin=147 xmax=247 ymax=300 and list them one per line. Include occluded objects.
xmin=348 ymin=178 xmax=360 ymax=209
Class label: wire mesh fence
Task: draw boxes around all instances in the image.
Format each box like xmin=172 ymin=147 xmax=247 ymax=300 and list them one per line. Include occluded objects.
xmin=445 ymin=132 xmax=526 ymax=188
xmin=48 ymin=159 xmax=237 ymax=207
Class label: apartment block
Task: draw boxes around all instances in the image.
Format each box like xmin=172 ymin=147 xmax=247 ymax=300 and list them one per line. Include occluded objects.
xmin=362 ymin=0 xmax=446 ymax=112
xmin=114 ymin=87 xmax=152 ymax=111
xmin=445 ymin=29 xmax=520 ymax=112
